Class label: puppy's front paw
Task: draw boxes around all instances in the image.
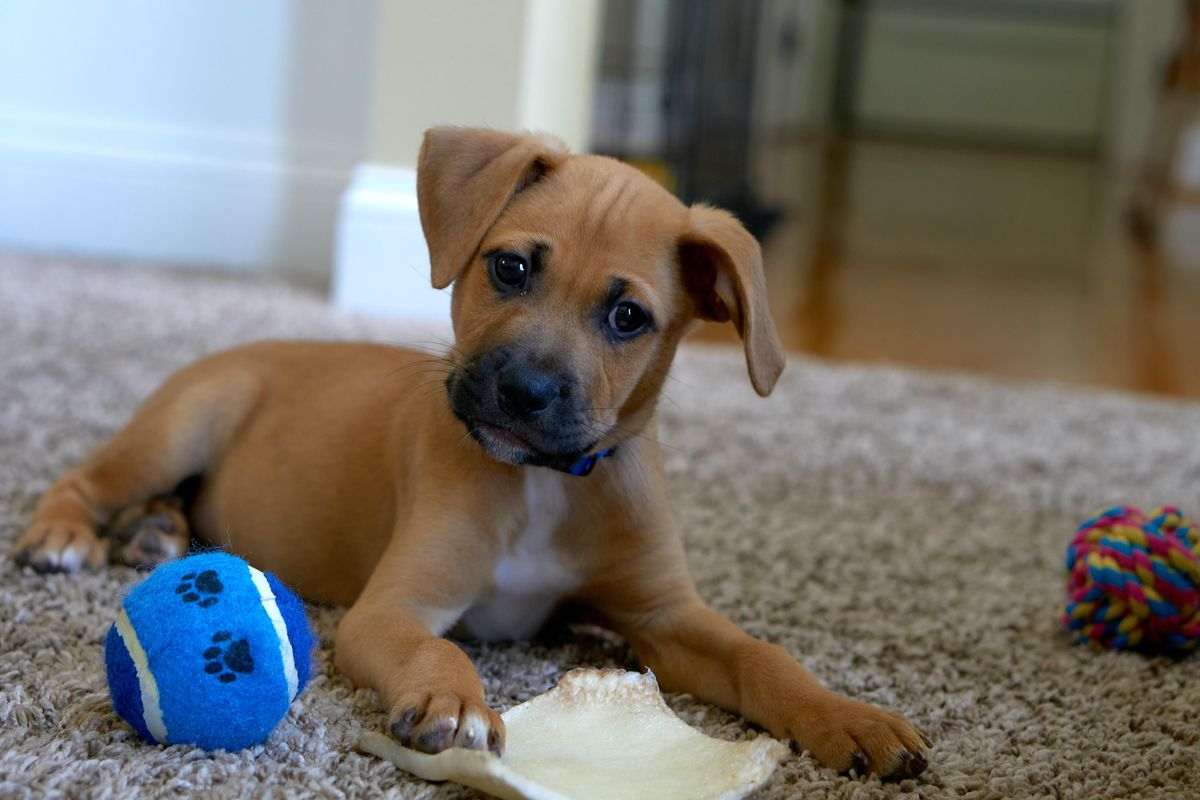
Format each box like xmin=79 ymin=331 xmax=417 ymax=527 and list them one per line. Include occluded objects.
xmin=12 ymin=520 xmax=108 ymax=573
xmin=789 ymin=696 xmax=929 ymax=781
xmin=388 ymin=690 xmax=504 ymax=757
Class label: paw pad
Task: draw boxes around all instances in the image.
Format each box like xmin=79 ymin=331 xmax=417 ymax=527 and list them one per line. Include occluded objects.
xmin=176 ymin=569 xmax=223 ymax=607
xmin=203 ymin=630 xmax=254 ymax=683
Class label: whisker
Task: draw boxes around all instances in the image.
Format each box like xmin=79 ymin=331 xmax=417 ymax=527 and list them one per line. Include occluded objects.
xmin=388 ymin=368 xmax=456 ymax=384
xmin=582 ymin=418 xmax=680 ymax=453
xmin=383 ymin=352 xmax=462 ymax=381
xmin=456 ymin=424 xmax=479 ymax=450
xmin=373 ymin=338 xmax=467 ymax=363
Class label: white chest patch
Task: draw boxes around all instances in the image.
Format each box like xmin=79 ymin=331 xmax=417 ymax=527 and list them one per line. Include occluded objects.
xmin=461 ymin=469 xmax=581 ymax=641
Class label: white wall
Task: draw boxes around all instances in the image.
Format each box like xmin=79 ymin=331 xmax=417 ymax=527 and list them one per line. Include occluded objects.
xmin=0 ymin=0 xmax=376 ymax=285
xmin=367 ymin=0 xmax=600 ymax=166
xmin=0 ymin=0 xmax=600 ymax=297
xmin=367 ymin=0 xmax=527 ymax=167
xmin=333 ymin=0 xmax=601 ymax=320
xmin=516 ymin=0 xmax=603 ymax=155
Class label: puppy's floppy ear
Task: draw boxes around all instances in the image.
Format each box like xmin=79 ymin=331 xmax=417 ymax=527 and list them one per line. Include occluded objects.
xmin=417 ymin=127 xmax=568 ymax=289
xmin=679 ymin=204 xmax=786 ymax=396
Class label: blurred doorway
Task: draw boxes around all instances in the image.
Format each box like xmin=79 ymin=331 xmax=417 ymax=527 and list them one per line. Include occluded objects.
xmin=592 ymin=0 xmax=1200 ymax=398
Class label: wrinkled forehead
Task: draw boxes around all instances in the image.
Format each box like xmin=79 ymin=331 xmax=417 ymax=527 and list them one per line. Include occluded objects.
xmin=486 ymin=156 xmax=689 ymax=303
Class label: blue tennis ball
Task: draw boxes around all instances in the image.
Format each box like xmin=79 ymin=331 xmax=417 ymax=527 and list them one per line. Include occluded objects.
xmin=105 ymin=552 xmax=316 ymax=750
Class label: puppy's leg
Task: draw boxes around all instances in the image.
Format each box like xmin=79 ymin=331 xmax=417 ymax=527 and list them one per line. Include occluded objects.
xmin=336 ymin=516 xmax=504 ymax=756
xmin=591 ymin=568 xmax=929 ymax=780
xmin=13 ymin=367 xmax=259 ymax=572
xmin=338 ymin=606 xmax=504 ymax=755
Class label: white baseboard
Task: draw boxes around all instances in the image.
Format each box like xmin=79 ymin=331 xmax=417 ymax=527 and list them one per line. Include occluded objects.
xmin=0 ymin=111 xmax=353 ymax=285
xmin=331 ymin=164 xmax=452 ymax=321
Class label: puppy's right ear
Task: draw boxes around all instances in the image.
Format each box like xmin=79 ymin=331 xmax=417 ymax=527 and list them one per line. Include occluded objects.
xmin=417 ymin=127 xmax=567 ymax=289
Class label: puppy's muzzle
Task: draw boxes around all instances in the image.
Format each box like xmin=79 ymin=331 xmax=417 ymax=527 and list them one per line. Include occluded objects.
xmin=447 ymin=346 xmax=595 ymax=466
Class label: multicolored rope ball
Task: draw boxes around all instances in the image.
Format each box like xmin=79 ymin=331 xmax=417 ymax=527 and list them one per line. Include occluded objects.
xmin=1062 ymin=506 xmax=1200 ymax=653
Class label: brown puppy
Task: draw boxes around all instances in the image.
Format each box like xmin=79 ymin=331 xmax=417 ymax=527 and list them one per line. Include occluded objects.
xmin=13 ymin=128 xmax=928 ymax=778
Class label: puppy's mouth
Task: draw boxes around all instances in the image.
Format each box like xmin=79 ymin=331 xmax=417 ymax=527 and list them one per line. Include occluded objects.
xmin=467 ymin=418 xmax=538 ymax=460
xmin=456 ymin=414 xmax=596 ymax=469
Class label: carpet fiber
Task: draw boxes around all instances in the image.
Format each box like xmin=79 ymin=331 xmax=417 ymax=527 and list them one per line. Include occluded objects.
xmin=1 ymin=253 xmax=1198 ymax=799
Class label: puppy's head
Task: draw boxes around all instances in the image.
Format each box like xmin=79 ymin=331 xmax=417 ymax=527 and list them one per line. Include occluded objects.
xmin=418 ymin=127 xmax=785 ymax=469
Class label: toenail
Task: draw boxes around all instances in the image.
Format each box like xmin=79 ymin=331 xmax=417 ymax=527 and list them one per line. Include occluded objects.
xmin=851 ymin=751 xmax=868 ymax=775
xmin=416 ymin=727 xmax=451 ymax=753
xmin=390 ymin=716 xmax=415 ymax=744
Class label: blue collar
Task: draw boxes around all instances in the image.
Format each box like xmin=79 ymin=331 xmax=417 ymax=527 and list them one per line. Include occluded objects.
xmin=560 ymin=448 xmax=614 ymax=477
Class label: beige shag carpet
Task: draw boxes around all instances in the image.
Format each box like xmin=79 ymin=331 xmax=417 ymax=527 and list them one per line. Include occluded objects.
xmin=1 ymin=252 xmax=1199 ymax=800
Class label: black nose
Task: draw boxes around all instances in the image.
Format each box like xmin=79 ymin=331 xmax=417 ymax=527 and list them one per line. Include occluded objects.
xmin=497 ymin=367 xmax=558 ymax=420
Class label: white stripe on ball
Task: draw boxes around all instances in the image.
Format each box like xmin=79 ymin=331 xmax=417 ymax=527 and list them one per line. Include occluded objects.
xmin=114 ymin=608 xmax=168 ymax=743
xmin=247 ymin=566 xmax=300 ymax=702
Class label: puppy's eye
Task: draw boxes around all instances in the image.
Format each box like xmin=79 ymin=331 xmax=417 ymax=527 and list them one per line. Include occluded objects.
xmin=491 ymin=252 xmax=528 ymax=289
xmin=607 ymin=301 xmax=649 ymax=337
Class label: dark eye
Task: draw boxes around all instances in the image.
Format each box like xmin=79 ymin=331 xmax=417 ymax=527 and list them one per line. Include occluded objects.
xmin=607 ymin=301 xmax=649 ymax=337
xmin=491 ymin=252 xmax=528 ymax=289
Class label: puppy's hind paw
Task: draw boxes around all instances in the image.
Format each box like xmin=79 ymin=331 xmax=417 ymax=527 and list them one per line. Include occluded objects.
xmin=12 ymin=520 xmax=108 ymax=573
xmin=107 ymin=499 xmax=191 ymax=569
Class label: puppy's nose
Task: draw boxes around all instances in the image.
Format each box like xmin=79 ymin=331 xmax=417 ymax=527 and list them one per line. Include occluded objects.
xmin=497 ymin=368 xmax=558 ymax=420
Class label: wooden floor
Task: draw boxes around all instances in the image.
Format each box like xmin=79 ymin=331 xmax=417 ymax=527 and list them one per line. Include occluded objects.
xmin=691 ymin=137 xmax=1200 ymax=399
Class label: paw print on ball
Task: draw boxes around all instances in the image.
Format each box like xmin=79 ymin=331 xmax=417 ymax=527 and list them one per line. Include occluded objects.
xmin=176 ymin=569 xmax=223 ymax=608
xmin=203 ymin=631 xmax=254 ymax=683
